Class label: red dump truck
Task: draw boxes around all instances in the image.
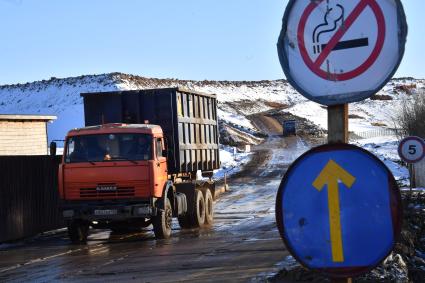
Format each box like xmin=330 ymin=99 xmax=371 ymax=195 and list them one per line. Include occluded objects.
xmin=56 ymin=88 xmax=220 ymax=243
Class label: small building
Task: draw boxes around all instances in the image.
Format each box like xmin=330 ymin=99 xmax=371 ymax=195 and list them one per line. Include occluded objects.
xmin=0 ymin=114 xmax=56 ymax=155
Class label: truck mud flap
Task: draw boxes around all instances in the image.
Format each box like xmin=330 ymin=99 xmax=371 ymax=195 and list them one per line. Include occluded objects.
xmin=175 ymin=192 xmax=187 ymax=216
xmin=175 ymin=183 xmax=196 ymax=216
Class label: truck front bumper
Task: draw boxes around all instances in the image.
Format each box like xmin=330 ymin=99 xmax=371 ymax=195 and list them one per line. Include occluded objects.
xmin=61 ymin=200 xmax=158 ymax=221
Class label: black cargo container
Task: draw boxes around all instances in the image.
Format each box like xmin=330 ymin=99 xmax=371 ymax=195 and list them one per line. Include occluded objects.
xmin=81 ymin=88 xmax=220 ymax=175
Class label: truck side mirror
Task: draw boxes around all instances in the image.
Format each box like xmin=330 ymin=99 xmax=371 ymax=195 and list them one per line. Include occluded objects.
xmin=50 ymin=141 xmax=57 ymax=156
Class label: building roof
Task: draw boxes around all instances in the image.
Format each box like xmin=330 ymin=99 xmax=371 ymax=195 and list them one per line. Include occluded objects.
xmin=0 ymin=114 xmax=57 ymax=121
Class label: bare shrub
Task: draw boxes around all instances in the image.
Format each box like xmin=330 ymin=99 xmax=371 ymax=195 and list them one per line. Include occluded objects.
xmin=348 ymin=114 xmax=364 ymax=119
xmin=370 ymin=94 xmax=393 ymax=101
xmin=395 ymin=91 xmax=425 ymax=138
xmin=371 ymin=122 xmax=388 ymax=127
xmin=395 ymin=84 xmax=417 ymax=95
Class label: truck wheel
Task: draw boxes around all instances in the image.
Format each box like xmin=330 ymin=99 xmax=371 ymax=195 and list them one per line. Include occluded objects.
xmin=192 ymin=189 xmax=206 ymax=227
xmin=177 ymin=189 xmax=205 ymax=229
xmin=153 ymin=198 xmax=172 ymax=239
xmin=204 ymin=189 xmax=214 ymax=226
xmin=68 ymin=220 xmax=89 ymax=244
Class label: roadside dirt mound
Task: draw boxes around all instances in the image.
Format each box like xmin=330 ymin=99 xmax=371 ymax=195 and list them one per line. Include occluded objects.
xmin=267 ymin=109 xmax=326 ymax=137
xmin=219 ymin=120 xmax=264 ymax=146
xmin=250 ymin=114 xmax=283 ymax=136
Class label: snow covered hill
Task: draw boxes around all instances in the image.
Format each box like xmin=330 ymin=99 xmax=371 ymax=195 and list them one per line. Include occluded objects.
xmin=0 ymin=72 xmax=423 ymax=142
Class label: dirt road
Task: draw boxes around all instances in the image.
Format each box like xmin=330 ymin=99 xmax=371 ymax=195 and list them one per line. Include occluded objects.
xmin=0 ymin=115 xmax=309 ymax=282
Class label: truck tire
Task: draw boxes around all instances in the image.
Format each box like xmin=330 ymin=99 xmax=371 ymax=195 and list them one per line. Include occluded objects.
xmin=68 ymin=220 xmax=89 ymax=244
xmin=177 ymin=188 xmax=206 ymax=229
xmin=192 ymin=189 xmax=206 ymax=227
xmin=204 ymin=189 xmax=214 ymax=226
xmin=153 ymin=197 xmax=172 ymax=239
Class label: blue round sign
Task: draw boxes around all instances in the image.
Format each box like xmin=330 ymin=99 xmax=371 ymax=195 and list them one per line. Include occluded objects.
xmin=275 ymin=144 xmax=402 ymax=278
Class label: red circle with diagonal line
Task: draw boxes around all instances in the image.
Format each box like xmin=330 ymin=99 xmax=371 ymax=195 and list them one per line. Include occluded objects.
xmin=298 ymin=0 xmax=386 ymax=81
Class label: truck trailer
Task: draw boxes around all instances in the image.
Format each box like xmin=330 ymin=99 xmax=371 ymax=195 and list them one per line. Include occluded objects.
xmin=57 ymin=88 xmax=220 ymax=243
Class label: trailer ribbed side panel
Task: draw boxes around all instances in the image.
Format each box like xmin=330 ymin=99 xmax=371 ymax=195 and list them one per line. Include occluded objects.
xmin=175 ymin=91 xmax=219 ymax=173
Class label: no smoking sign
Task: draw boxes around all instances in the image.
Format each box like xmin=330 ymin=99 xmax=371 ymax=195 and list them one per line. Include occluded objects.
xmin=278 ymin=0 xmax=407 ymax=105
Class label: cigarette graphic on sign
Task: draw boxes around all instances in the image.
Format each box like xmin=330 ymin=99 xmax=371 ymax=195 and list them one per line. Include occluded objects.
xmin=313 ymin=1 xmax=369 ymax=54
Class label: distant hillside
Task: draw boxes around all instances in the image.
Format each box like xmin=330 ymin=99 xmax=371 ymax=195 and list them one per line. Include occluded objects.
xmin=0 ymin=72 xmax=422 ymax=142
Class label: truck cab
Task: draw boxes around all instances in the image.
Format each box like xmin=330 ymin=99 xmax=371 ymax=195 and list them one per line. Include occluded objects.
xmin=59 ymin=123 xmax=188 ymax=243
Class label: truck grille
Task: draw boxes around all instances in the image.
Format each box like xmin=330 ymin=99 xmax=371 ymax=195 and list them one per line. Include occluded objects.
xmin=80 ymin=187 xmax=135 ymax=198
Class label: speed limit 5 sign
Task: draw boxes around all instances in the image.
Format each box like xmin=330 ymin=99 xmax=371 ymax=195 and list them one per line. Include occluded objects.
xmin=398 ymin=136 xmax=425 ymax=164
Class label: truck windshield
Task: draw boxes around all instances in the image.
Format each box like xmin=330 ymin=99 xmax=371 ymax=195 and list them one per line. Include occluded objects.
xmin=65 ymin=133 xmax=152 ymax=163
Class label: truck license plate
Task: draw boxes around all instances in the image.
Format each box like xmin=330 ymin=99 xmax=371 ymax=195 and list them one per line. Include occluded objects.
xmin=94 ymin=209 xmax=117 ymax=216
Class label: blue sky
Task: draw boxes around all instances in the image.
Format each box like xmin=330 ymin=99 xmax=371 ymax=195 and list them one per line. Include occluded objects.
xmin=0 ymin=0 xmax=423 ymax=84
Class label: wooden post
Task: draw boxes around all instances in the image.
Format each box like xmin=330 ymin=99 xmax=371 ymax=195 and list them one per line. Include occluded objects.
xmin=411 ymin=164 xmax=416 ymax=188
xmin=408 ymin=163 xmax=415 ymax=199
xmin=328 ymin=104 xmax=351 ymax=283
xmin=328 ymin=104 xmax=349 ymax=143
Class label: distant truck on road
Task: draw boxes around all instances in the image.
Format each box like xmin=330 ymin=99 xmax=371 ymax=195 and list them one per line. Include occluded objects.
xmin=283 ymin=120 xmax=296 ymax=136
xmin=55 ymin=88 xmax=220 ymax=243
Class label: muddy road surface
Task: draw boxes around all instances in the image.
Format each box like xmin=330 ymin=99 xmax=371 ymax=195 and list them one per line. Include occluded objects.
xmin=0 ymin=115 xmax=309 ymax=283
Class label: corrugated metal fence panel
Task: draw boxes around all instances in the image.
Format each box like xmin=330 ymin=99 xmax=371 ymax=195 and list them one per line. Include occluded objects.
xmin=0 ymin=156 xmax=63 ymax=243
xmin=175 ymin=90 xmax=220 ymax=173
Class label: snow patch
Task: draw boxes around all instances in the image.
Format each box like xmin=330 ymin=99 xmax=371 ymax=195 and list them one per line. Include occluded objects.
xmin=214 ymin=146 xmax=252 ymax=179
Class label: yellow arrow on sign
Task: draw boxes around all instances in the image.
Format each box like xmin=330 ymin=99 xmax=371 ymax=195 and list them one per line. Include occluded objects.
xmin=313 ymin=159 xmax=356 ymax=263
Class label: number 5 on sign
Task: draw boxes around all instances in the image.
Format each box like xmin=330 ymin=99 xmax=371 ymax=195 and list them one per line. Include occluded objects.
xmin=398 ymin=136 xmax=425 ymax=164
xmin=313 ymin=160 xmax=356 ymax=262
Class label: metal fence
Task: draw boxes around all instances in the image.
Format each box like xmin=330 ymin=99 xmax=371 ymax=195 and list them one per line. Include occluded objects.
xmin=0 ymin=156 xmax=63 ymax=243
xmin=349 ymin=128 xmax=398 ymax=141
